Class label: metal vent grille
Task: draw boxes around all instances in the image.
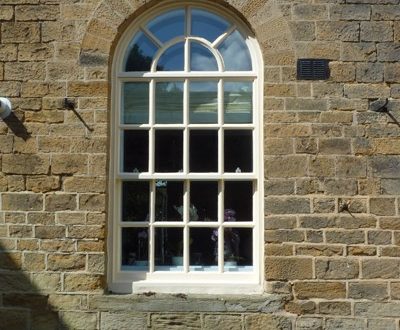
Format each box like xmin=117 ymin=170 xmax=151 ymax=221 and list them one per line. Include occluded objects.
xmin=297 ymin=59 xmax=330 ymax=80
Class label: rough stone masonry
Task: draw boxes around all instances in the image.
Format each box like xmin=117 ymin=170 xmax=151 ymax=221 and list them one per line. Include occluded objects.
xmin=1 ymin=0 xmax=400 ymax=329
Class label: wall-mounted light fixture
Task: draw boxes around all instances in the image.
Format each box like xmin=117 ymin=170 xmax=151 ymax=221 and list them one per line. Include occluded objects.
xmin=0 ymin=97 xmax=12 ymax=119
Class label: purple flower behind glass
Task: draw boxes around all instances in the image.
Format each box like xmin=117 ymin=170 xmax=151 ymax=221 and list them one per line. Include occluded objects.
xmin=224 ymin=209 xmax=236 ymax=222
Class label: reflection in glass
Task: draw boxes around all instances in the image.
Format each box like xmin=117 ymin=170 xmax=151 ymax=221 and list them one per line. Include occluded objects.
xmin=157 ymin=42 xmax=184 ymax=71
xmin=224 ymin=130 xmax=252 ymax=172
xmin=155 ymin=181 xmax=184 ymax=222
xmin=224 ymin=81 xmax=252 ymax=123
xmin=190 ymin=181 xmax=218 ymax=221
xmin=121 ymin=228 xmax=149 ymax=271
xmin=190 ymin=228 xmax=217 ymax=271
xmin=219 ymin=30 xmax=252 ymax=71
xmin=123 ymin=83 xmax=149 ymax=124
xmin=191 ymin=9 xmax=230 ymax=42
xmin=125 ymin=31 xmax=158 ymax=71
xmin=155 ymin=130 xmax=183 ymax=172
xmin=189 ymin=130 xmax=218 ymax=172
xmin=224 ymin=228 xmax=252 ymax=271
xmin=189 ymin=81 xmax=218 ymax=123
xmin=224 ymin=181 xmax=253 ymax=222
xmin=155 ymin=82 xmax=184 ymax=123
xmin=190 ymin=42 xmax=218 ymax=71
xmin=123 ymin=130 xmax=148 ymax=172
xmin=122 ymin=181 xmax=149 ymax=222
xmin=147 ymin=9 xmax=185 ymax=43
xmin=155 ymin=227 xmax=183 ymax=270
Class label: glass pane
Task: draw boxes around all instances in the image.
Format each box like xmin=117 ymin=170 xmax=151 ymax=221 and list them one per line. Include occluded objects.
xmin=218 ymin=30 xmax=252 ymax=71
xmin=147 ymin=9 xmax=185 ymax=43
xmin=121 ymin=228 xmax=149 ymax=271
xmin=155 ymin=180 xmax=184 ymax=222
xmin=122 ymin=181 xmax=149 ymax=222
xmin=124 ymin=31 xmax=158 ymax=71
xmin=155 ymin=227 xmax=183 ymax=271
xmin=190 ymin=228 xmax=218 ymax=271
xmin=123 ymin=83 xmax=149 ymax=124
xmin=190 ymin=42 xmax=218 ymax=71
xmin=155 ymin=130 xmax=183 ymax=172
xmin=155 ymin=82 xmax=183 ymax=123
xmin=191 ymin=9 xmax=230 ymax=42
xmin=190 ymin=181 xmax=218 ymax=222
xmin=189 ymin=81 xmax=218 ymax=124
xmin=224 ymin=81 xmax=252 ymax=123
xmin=123 ymin=130 xmax=148 ymax=172
xmin=157 ymin=42 xmax=184 ymax=71
xmin=224 ymin=228 xmax=252 ymax=272
xmin=189 ymin=130 xmax=218 ymax=172
xmin=224 ymin=181 xmax=253 ymax=222
xmin=224 ymin=130 xmax=252 ymax=173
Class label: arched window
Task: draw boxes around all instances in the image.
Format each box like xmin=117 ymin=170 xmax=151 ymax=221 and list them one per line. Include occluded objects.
xmin=109 ymin=2 xmax=263 ymax=294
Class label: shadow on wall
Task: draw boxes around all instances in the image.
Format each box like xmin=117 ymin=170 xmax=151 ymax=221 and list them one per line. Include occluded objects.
xmin=0 ymin=245 xmax=67 ymax=329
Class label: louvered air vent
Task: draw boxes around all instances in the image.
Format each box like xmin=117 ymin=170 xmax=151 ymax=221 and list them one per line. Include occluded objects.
xmin=297 ymin=59 xmax=330 ymax=80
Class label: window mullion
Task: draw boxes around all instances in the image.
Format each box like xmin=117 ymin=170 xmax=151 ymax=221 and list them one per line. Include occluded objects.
xmin=218 ymin=180 xmax=224 ymax=273
xmin=149 ymin=180 xmax=155 ymax=273
xmin=183 ymin=180 xmax=190 ymax=272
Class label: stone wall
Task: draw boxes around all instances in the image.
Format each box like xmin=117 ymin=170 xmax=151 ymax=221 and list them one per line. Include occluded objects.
xmin=1 ymin=0 xmax=400 ymax=329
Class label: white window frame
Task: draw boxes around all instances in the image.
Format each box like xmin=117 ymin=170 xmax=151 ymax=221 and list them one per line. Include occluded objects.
xmin=108 ymin=1 xmax=264 ymax=294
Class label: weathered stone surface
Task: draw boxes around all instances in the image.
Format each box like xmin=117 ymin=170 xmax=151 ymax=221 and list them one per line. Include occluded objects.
xmin=319 ymin=301 xmax=351 ymax=316
xmin=100 ymin=312 xmax=147 ymax=330
xmin=266 ymin=257 xmax=313 ymax=280
xmin=64 ymin=274 xmax=103 ymax=292
xmin=362 ymin=259 xmax=400 ymax=279
xmin=355 ymin=302 xmax=400 ymax=317
xmin=61 ymin=311 xmax=98 ymax=330
xmin=315 ymin=259 xmax=359 ymax=279
xmin=47 ymin=254 xmax=86 ymax=271
xmin=2 ymin=193 xmax=43 ymax=211
xmin=265 ymin=197 xmax=310 ymax=215
xmin=326 ymin=318 xmax=364 ymax=330
xmin=294 ymin=282 xmax=346 ymax=299
xmin=0 ymin=309 xmax=29 ymax=329
xmin=2 ymin=154 xmax=49 ymax=175
xmin=45 ymin=194 xmax=77 ymax=211
xmin=244 ymin=314 xmax=292 ymax=330
xmin=349 ymin=282 xmax=389 ymax=301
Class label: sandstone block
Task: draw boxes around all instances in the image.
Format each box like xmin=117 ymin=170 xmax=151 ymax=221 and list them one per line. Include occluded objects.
xmin=265 ymin=179 xmax=295 ymax=195
xmin=265 ymin=230 xmax=304 ymax=243
xmin=265 ymin=257 xmax=313 ymax=280
xmin=294 ymin=282 xmax=346 ymax=299
xmin=377 ymin=43 xmax=400 ymax=61
xmin=61 ymin=311 xmax=98 ymax=330
xmin=100 ymin=312 xmax=147 ymax=330
xmin=315 ymin=259 xmax=359 ymax=279
xmin=330 ymin=5 xmax=370 ymax=20
xmin=4 ymin=62 xmax=45 ymax=81
xmin=349 ymin=282 xmax=389 ymax=301
xmin=0 ymin=310 xmax=28 ymax=330
xmin=45 ymin=194 xmax=77 ymax=211
xmin=324 ymin=179 xmax=358 ymax=195
xmin=326 ymin=231 xmax=365 ymax=244
xmin=51 ymin=154 xmax=88 ymax=175
xmin=1 ymin=22 xmax=40 ymax=43
xmin=355 ymin=302 xmax=400 ymax=317
xmin=68 ymin=81 xmax=108 ymax=97
xmin=370 ymin=156 xmax=400 ymax=178
xmin=370 ymin=198 xmax=396 ymax=216
xmin=63 ymin=177 xmax=105 ymax=193
xmin=289 ymin=21 xmax=315 ymax=41
xmin=368 ymin=230 xmax=392 ymax=245
xmin=2 ymin=193 xmax=43 ymax=211
xmin=356 ymin=63 xmax=384 ymax=83
xmin=26 ymin=176 xmax=60 ymax=193
xmin=35 ymin=225 xmax=65 ymax=239
xmin=372 ymin=5 xmax=400 ymax=20
xmin=2 ymin=154 xmax=49 ymax=175
xmin=79 ymin=194 xmax=105 ymax=212
xmin=293 ymin=4 xmax=327 ymax=20
xmin=326 ymin=318 xmax=364 ymax=330
xmin=367 ymin=319 xmax=396 ymax=330
xmin=362 ymin=259 xmax=400 ymax=279
xmin=265 ymin=197 xmax=310 ymax=214
xmin=244 ymin=314 xmax=292 ymax=330
xmin=316 ymin=21 xmax=359 ymax=41
xmin=64 ymin=274 xmax=103 ymax=292
xmin=47 ymin=254 xmax=86 ymax=271
xmin=22 ymin=252 xmax=45 ymax=271
xmin=361 ymin=22 xmax=393 ymax=41
xmin=67 ymin=225 xmax=104 ymax=239
xmin=265 ymin=155 xmax=308 ymax=178
xmin=319 ymin=301 xmax=351 ymax=316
